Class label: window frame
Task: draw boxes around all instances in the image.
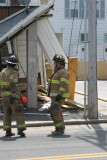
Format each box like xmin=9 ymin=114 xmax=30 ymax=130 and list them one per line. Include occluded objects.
xmin=0 ymin=0 xmax=10 ymax=6
xmin=65 ymin=0 xmax=105 ymax=19
xmin=80 ymin=33 xmax=88 ymax=42
xmin=65 ymin=0 xmax=79 ymax=19
xmin=70 ymin=0 xmax=78 ymax=18
xmin=104 ymin=34 xmax=107 ymax=43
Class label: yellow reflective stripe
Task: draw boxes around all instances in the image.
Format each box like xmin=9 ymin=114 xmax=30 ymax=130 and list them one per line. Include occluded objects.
xmin=48 ymin=79 xmax=50 ymax=82
xmin=13 ymin=79 xmax=18 ymax=83
xmin=55 ymin=122 xmax=64 ymax=127
xmin=62 ymin=93 xmax=70 ymax=98
xmin=51 ymin=80 xmax=60 ymax=84
xmin=3 ymin=125 xmax=11 ymax=129
xmin=46 ymin=62 xmax=49 ymax=64
xmin=59 ymin=87 xmax=66 ymax=92
xmin=1 ymin=92 xmax=20 ymax=99
xmin=60 ymin=78 xmax=69 ymax=84
xmin=0 ymin=82 xmax=9 ymax=85
xmin=1 ymin=91 xmax=11 ymax=96
xmin=50 ymin=93 xmax=70 ymax=97
xmin=17 ymin=124 xmax=26 ymax=128
xmin=50 ymin=93 xmax=57 ymax=97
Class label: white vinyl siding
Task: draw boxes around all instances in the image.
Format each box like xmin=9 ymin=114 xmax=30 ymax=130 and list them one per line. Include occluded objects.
xmin=29 ymin=0 xmax=40 ymax=6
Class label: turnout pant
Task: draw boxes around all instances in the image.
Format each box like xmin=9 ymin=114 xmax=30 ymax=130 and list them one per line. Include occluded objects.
xmin=2 ymin=96 xmax=26 ymax=131
xmin=50 ymin=99 xmax=65 ymax=130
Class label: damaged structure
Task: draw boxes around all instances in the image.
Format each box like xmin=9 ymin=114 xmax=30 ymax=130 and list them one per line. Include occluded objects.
xmin=0 ymin=1 xmax=68 ymax=108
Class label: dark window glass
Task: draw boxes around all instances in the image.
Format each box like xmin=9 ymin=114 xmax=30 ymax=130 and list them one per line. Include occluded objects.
xmin=0 ymin=0 xmax=6 ymax=2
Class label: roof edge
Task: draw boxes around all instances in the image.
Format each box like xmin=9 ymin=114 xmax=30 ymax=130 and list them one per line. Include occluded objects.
xmin=0 ymin=1 xmax=54 ymax=47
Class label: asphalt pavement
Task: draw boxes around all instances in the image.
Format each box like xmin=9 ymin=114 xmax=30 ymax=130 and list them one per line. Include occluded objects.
xmin=0 ymin=80 xmax=107 ymax=128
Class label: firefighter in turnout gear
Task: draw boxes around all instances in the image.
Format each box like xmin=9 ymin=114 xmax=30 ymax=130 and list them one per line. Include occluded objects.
xmin=47 ymin=54 xmax=70 ymax=135
xmin=0 ymin=55 xmax=26 ymax=137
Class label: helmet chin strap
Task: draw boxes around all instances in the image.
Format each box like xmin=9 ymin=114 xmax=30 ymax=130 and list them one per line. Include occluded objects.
xmin=15 ymin=64 xmax=19 ymax=71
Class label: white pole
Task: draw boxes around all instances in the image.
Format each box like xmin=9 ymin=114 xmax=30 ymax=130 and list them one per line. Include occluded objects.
xmin=6 ymin=41 xmax=12 ymax=54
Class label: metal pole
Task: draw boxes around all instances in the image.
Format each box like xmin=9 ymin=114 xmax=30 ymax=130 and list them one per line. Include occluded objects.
xmin=84 ymin=0 xmax=87 ymax=118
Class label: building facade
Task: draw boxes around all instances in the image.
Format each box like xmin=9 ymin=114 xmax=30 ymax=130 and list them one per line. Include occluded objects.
xmin=49 ymin=0 xmax=107 ymax=79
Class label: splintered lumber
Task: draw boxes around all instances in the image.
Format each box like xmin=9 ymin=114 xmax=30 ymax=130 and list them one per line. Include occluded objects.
xmin=37 ymin=91 xmax=51 ymax=102
xmin=62 ymin=99 xmax=76 ymax=109
xmin=37 ymin=85 xmax=44 ymax=90
xmin=65 ymin=98 xmax=84 ymax=110
xmin=62 ymin=104 xmax=74 ymax=109
xmin=75 ymin=91 xmax=107 ymax=102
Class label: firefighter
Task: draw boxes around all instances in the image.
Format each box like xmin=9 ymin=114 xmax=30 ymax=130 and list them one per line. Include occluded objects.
xmin=0 ymin=55 xmax=26 ymax=137
xmin=47 ymin=54 xmax=70 ymax=135
xmin=0 ymin=72 xmax=2 ymax=112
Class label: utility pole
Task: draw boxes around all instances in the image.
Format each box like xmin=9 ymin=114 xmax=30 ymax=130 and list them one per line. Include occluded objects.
xmin=88 ymin=0 xmax=98 ymax=119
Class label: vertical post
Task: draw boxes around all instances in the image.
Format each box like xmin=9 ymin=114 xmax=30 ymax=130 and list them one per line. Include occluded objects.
xmin=27 ymin=22 xmax=37 ymax=108
xmin=68 ymin=57 xmax=78 ymax=100
xmin=0 ymin=51 xmax=2 ymax=72
xmin=88 ymin=0 xmax=98 ymax=118
xmin=84 ymin=0 xmax=87 ymax=117
xmin=6 ymin=41 xmax=12 ymax=54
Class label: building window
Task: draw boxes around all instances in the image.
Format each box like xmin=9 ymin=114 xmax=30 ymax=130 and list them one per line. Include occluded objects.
xmin=0 ymin=0 xmax=10 ymax=6
xmin=104 ymin=34 xmax=107 ymax=43
xmin=81 ymin=47 xmax=84 ymax=52
xmin=104 ymin=47 xmax=107 ymax=60
xmin=105 ymin=48 xmax=107 ymax=52
xmin=0 ymin=0 xmax=6 ymax=2
xmin=70 ymin=1 xmax=78 ymax=17
xmin=65 ymin=0 xmax=105 ymax=19
xmin=65 ymin=0 xmax=78 ymax=18
xmin=97 ymin=0 xmax=105 ymax=18
xmin=80 ymin=33 xmax=88 ymax=42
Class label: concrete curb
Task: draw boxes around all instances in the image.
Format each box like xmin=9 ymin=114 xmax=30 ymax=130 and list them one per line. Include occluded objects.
xmin=0 ymin=119 xmax=107 ymax=128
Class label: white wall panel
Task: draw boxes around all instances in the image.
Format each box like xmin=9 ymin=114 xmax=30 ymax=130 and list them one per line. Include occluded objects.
xmin=16 ymin=31 xmax=26 ymax=78
xmin=37 ymin=18 xmax=68 ymax=69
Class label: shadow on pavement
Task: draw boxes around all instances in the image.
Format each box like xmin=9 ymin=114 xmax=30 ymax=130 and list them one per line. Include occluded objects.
xmin=0 ymin=135 xmax=26 ymax=141
xmin=47 ymin=134 xmax=71 ymax=138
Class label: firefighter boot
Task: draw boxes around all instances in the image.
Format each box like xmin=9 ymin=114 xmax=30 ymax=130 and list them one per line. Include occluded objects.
xmin=51 ymin=127 xmax=65 ymax=135
xmin=18 ymin=130 xmax=25 ymax=137
xmin=6 ymin=131 xmax=15 ymax=137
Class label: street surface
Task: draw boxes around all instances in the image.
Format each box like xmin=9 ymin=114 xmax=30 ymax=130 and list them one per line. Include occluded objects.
xmin=75 ymin=80 xmax=107 ymax=116
xmin=0 ymin=124 xmax=107 ymax=160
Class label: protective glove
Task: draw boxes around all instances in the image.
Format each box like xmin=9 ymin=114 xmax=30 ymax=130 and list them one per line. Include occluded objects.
xmin=55 ymin=94 xmax=62 ymax=101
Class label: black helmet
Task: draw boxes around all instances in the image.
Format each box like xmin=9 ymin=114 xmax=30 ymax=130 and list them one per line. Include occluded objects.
xmin=53 ymin=54 xmax=65 ymax=63
xmin=6 ymin=55 xmax=18 ymax=65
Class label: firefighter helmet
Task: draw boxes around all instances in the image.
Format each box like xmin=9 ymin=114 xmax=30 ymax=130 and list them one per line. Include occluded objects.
xmin=53 ymin=54 xmax=65 ymax=63
xmin=6 ymin=55 xmax=18 ymax=65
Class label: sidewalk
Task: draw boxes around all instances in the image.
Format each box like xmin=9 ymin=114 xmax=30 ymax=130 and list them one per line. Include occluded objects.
xmin=0 ymin=80 xmax=107 ymax=128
